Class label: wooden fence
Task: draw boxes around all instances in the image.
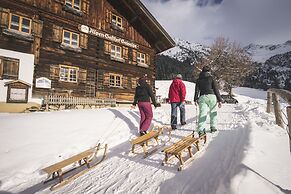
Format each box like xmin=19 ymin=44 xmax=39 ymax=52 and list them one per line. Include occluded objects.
xmin=44 ymin=95 xmax=116 ymax=111
xmin=266 ymin=88 xmax=291 ymax=152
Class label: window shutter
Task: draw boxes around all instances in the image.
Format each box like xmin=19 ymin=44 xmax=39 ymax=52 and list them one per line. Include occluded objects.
xmin=78 ymin=68 xmax=87 ymax=83
xmin=104 ymin=40 xmax=111 ymax=54
xmin=0 ymin=8 xmax=10 ymax=28
xmin=79 ymin=33 xmax=88 ymax=49
xmin=122 ymin=76 xmax=128 ymax=89
xmin=82 ymin=0 xmax=89 ymax=15
xmin=105 ymin=9 xmax=111 ymax=23
xmin=11 ymin=61 xmax=19 ymax=78
xmin=52 ymin=25 xmax=62 ymax=42
xmin=128 ymin=48 xmax=133 ymax=61
xmin=131 ymin=77 xmax=137 ymax=88
xmin=97 ymin=38 xmax=104 ymax=52
xmin=32 ymin=19 xmax=43 ymax=38
xmin=123 ymin=47 xmax=128 ymax=60
xmin=132 ymin=49 xmax=137 ymax=64
xmin=50 ymin=65 xmax=60 ymax=79
xmin=97 ymin=69 xmax=104 ymax=90
xmin=103 ymin=72 xmax=110 ymax=86
xmin=146 ymin=54 xmax=150 ymax=65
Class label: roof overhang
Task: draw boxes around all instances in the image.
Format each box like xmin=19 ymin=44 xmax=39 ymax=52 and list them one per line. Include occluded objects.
xmin=108 ymin=0 xmax=175 ymax=53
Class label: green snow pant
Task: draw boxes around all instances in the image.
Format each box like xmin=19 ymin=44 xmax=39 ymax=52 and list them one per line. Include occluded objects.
xmin=197 ymin=94 xmax=218 ymax=132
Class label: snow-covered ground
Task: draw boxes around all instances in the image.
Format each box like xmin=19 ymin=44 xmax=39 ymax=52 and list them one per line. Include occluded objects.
xmin=0 ymin=81 xmax=291 ymax=194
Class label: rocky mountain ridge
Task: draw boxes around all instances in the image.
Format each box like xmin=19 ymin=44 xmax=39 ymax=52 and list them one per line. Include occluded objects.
xmin=156 ymin=39 xmax=291 ymax=91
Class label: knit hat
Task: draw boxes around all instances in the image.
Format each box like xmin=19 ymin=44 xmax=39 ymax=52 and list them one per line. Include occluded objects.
xmin=176 ymin=74 xmax=182 ymax=79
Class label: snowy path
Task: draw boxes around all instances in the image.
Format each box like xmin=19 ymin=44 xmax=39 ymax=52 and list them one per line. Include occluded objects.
xmin=1 ymin=100 xmax=291 ymax=194
xmin=43 ymin=103 xmax=284 ymax=194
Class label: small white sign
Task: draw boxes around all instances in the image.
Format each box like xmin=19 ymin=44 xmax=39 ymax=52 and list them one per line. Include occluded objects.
xmin=36 ymin=77 xmax=51 ymax=89
xmin=10 ymin=88 xmax=26 ymax=101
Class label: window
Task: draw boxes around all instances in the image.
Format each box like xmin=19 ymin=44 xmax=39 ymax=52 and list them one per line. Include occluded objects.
xmin=65 ymin=0 xmax=81 ymax=10
xmin=59 ymin=65 xmax=78 ymax=82
xmin=131 ymin=77 xmax=138 ymax=88
xmin=112 ymin=14 xmax=122 ymax=29
xmin=137 ymin=52 xmax=146 ymax=64
xmin=0 ymin=57 xmax=19 ymax=80
xmin=9 ymin=14 xmax=31 ymax=34
xmin=111 ymin=44 xmax=122 ymax=59
xmin=63 ymin=30 xmax=79 ymax=47
xmin=109 ymin=74 xmax=122 ymax=87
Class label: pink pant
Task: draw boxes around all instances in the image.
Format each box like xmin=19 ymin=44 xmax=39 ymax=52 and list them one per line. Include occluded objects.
xmin=138 ymin=102 xmax=153 ymax=132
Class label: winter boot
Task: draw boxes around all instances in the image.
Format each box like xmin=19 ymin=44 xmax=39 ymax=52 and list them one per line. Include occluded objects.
xmin=140 ymin=131 xmax=147 ymax=136
xmin=198 ymin=129 xmax=206 ymax=137
xmin=210 ymin=127 xmax=217 ymax=133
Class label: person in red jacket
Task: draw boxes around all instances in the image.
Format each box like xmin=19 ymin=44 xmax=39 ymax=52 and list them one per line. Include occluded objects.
xmin=168 ymin=74 xmax=186 ymax=130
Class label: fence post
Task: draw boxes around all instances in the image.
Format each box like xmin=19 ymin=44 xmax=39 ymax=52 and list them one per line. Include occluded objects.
xmin=272 ymin=93 xmax=284 ymax=128
xmin=266 ymin=91 xmax=272 ymax=113
xmin=287 ymin=106 xmax=291 ymax=153
xmin=45 ymin=96 xmax=49 ymax=111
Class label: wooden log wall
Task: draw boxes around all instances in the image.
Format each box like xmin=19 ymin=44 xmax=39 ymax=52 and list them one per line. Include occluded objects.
xmin=0 ymin=0 xmax=158 ymax=102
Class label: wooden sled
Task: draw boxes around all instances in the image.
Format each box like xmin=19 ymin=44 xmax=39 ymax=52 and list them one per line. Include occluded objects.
xmin=131 ymin=126 xmax=165 ymax=157
xmin=42 ymin=143 xmax=108 ymax=190
xmin=162 ymin=134 xmax=206 ymax=171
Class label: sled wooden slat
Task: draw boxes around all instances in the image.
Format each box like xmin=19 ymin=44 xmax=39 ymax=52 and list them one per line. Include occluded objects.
xmin=162 ymin=134 xmax=206 ymax=171
xmin=42 ymin=143 xmax=107 ymax=190
xmin=43 ymin=148 xmax=95 ymax=175
xmin=131 ymin=126 xmax=163 ymax=156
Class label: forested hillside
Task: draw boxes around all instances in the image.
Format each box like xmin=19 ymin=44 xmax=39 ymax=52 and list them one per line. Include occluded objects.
xmin=155 ymin=55 xmax=195 ymax=81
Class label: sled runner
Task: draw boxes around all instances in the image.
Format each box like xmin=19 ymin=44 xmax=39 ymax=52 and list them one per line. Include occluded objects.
xmin=162 ymin=134 xmax=206 ymax=171
xmin=131 ymin=126 xmax=165 ymax=157
xmin=42 ymin=143 xmax=107 ymax=190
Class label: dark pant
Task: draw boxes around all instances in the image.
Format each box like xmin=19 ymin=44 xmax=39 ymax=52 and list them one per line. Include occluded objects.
xmin=170 ymin=102 xmax=185 ymax=128
xmin=138 ymin=102 xmax=153 ymax=132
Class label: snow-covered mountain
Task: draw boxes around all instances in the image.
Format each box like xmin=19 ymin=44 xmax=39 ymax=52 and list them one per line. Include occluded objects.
xmin=161 ymin=38 xmax=210 ymax=64
xmin=161 ymin=38 xmax=291 ymax=64
xmin=158 ymin=38 xmax=291 ymax=90
xmin=244 ymin=41 xmax=291 ymax=63
xmin=246 ymin=51 xmax=291 ymax=90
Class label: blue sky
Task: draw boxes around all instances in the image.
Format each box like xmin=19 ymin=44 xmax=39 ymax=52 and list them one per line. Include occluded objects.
xmin=141 ymin=0 xmax=291 ymax=46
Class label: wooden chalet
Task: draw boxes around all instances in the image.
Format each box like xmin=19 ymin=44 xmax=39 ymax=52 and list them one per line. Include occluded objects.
xmin=0 ymin=0 xmax=175 ymax=104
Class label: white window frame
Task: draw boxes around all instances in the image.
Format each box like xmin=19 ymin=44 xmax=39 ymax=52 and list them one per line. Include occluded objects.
xmin=111 ymin=44 xmax=122 ymax=59
xmin=62 ymin=30 xmax=79 ymax=48
xmin=111 ymin=14 xmax=123 ymax=29
xmin=59 ymin=65 xmax=79 ymax=83
xmin=9 ymin=14 xmax=32 ymax=34
xmin=65 ymin=0 xmax=81 ymax=10
xmin=109 ymin=74 xmax=122 ymax=87
xmin=137 ymin=52 xmax=146 ymax=64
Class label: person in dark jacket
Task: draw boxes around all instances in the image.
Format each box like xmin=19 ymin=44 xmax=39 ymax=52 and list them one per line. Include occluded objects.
xmin=132 ymin=76 xmax=158 ymax=136
xmin=194 ymin=66 xmax=223 ymax=137
xmin=168 ymin=74 xmax=186 ymax=130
